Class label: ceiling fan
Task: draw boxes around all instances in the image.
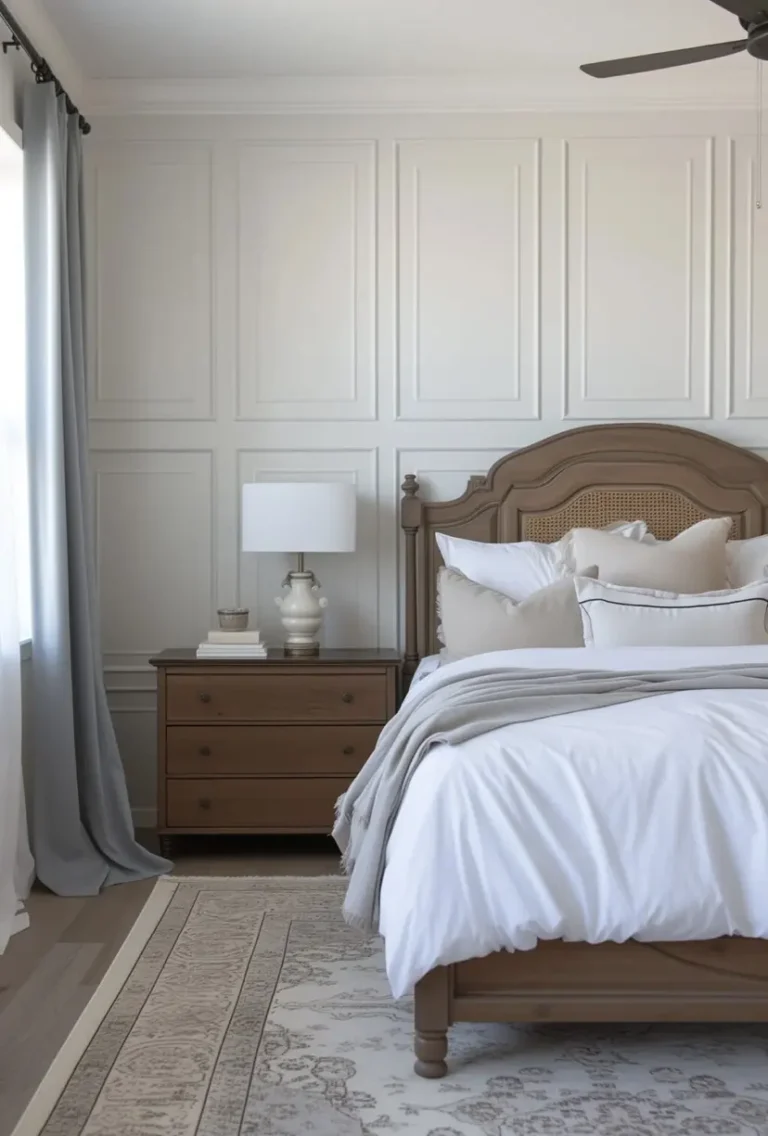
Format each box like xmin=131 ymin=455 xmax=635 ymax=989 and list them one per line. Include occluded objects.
xmin=581 ymin=0 xmax=768 ymax=78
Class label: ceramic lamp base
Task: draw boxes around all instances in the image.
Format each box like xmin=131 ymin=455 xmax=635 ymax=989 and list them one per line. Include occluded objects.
xmin=274 ymin=569 xmax=328 ymax=657
xmin=283 ymin=641 xmax=320 ymax=657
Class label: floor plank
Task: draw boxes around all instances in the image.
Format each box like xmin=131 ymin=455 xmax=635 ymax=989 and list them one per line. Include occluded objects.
xmin=0 ymin=835 xmax=341 ymax=1135
xmin=0 ymin=942 xmax=103 ymax=1130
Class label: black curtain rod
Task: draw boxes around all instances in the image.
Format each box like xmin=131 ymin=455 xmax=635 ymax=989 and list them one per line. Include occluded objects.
xmin=0 ymin=0 xmax=90 ymax=134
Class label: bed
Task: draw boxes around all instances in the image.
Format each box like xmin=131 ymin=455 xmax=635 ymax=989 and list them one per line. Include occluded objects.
xmin=396 ymin=422 xmax=768 ymax=1078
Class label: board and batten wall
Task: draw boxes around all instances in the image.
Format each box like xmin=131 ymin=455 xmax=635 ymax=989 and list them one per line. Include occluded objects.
xmin=85 ymin=109 xmax=768 ymax=824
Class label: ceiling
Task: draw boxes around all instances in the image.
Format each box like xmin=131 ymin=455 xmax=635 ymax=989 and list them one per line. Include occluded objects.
xmin=32 ymin=0 xmax=752 ymax=80
xmin=13 ymin=0 xmax=763 ymax=111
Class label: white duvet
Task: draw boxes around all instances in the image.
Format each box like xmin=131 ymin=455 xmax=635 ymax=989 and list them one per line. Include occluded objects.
xmin=379 ymin=645 xmax=768 ymax=998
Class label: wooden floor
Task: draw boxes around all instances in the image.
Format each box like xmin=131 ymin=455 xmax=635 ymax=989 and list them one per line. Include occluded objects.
xmin=0 ymin=834 xmax=341 ymax=1136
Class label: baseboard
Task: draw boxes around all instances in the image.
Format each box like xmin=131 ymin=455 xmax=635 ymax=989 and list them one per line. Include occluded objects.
xmin=131 ymin=807 xmax=157 ymax=831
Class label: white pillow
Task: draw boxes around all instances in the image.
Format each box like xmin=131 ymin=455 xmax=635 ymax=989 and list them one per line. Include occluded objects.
xmin=576 ymin=576 xmax=768 ymax=648
xmin=438 ymin=567 xmax=598 ymax=657
xmin=728 ymin=535 xmax=768 ymax=588
xmin=436 ymin=521 xmax=646 ymax=603
xmin=567 ymin=517 xmax=731 ymax=594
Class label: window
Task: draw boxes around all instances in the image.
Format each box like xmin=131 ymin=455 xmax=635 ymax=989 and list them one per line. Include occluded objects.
xmin=0 ymin=124 xmax=30 ymax=642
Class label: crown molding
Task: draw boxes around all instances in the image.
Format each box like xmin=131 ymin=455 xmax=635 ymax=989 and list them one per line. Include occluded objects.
xmin=3 ymin=0 xmax=87 ymax=107
xmin=83 ymin=71 xmax=759 ymax=118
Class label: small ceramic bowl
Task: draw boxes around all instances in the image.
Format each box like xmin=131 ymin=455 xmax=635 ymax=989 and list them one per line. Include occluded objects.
xmin=217 ymin=607 xmax=249 ymax=631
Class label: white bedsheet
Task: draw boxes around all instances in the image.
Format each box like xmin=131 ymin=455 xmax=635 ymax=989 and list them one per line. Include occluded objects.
xmin=380 ymin=645 xmax=768 ymax=997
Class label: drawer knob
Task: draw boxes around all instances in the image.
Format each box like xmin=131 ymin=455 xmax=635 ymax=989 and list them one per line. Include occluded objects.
xmin=343 ymin=745 xmax=355 ymax=756
xmin=341 ymin=692 xmax=354 ymax=704
xmin=199 ymin=746 xmax=211 ymax=757
xmin=199 ymin=692 xmax=211 ymax=704
xmin=198 ymin=797 xmax=212 ymax=810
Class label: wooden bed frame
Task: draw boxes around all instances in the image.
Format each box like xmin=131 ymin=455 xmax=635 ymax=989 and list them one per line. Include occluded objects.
xmin=400 ymin=422 xmax=768 ymax=1078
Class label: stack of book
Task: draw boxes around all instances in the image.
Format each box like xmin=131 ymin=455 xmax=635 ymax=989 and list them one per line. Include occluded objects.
xmin=196 ymin=630 xmax=268 ymax=659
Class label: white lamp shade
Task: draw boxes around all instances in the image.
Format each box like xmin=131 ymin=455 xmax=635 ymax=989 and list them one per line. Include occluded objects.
xmin=242 ymin=481 xmax=356 ymax=554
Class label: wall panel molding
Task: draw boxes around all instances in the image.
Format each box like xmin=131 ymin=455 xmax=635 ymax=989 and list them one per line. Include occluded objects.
xmin=396 ymin=447 xmax=511 ymax=502
xmin=87 ymin=143 xmax=215 ymax=420
xmin=727 ymin=136 xmax=768 ymax=419
xmin=235 ymin=141 xmax=376 ymax=421
xmin=91 ymin=449 xmax=215 ymax=661
xmin=397 ymin=138 xmax=541 ymax=421
xmin=563 ymin=135 xmax=714 ymax=420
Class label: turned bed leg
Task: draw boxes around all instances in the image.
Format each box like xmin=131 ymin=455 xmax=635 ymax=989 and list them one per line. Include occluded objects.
xmin=415 ymin=1028 xmax=448 ymax=1079
xmin=414 ymin=966 xmax=451 ymax=1078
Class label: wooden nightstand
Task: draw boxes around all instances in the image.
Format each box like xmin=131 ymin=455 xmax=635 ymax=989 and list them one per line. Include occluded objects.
xmin=150 ymin=648 xmax=400 ymax=856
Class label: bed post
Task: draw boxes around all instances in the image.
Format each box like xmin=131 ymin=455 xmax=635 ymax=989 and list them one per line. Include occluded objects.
xmin=414 ymin=966 xmax=450 ymax=1078
xmin=401 ymin=474 xmax=422 ymax=687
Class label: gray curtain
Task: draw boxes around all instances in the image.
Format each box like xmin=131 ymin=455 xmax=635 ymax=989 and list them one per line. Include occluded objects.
xmin=23 ymin=83 xmax=170 ymax=895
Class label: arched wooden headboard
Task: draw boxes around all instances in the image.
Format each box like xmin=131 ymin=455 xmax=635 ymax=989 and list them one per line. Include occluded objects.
xmin=400 ymin=424 xmax=768 ymax=680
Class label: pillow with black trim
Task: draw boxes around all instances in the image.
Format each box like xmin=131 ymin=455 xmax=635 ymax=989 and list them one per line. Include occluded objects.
xmin=576 ymin=576 xmax=768 ymax=648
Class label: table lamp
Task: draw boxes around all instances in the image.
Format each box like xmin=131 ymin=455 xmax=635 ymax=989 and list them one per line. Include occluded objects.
xmin=242 ymin=481 xmax=357 ymax=656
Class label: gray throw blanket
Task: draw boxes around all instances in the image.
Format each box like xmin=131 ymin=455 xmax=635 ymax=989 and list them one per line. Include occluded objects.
xmin=333 ymin=663 xmax=768 ymax=932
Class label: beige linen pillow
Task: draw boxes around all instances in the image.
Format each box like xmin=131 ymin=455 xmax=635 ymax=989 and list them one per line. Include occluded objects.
xmin=437 ymin=566 xmax=597 ymax=658
xmin=641 ymin=528 xmax=767 ymax=588
xmin=566 ymin=517 xmax=731 ymax=593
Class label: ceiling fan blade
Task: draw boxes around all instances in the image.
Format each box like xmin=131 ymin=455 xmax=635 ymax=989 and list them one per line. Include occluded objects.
xmin=708 ymin=0 xmax=766 ymax=20
xmin=581 ymin=39 xmax=747 ymax=78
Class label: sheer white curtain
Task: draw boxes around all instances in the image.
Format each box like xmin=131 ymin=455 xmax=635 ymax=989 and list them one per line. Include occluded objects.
xmin=0 ymin=122 xmax=34 ymax=953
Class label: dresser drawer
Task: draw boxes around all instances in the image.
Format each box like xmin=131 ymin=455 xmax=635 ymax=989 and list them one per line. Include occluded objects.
xmin=166 ymin=724 xmax=381 ymax=776
xmin=165 ymin=672 xmax=388 ymax=723
xmin=166 ymin=777 xmax=349 ymax=831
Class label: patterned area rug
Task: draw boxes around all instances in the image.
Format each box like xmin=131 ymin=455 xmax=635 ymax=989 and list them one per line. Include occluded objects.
xmin=14 ymin=877 xmax=768 ymax=1136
